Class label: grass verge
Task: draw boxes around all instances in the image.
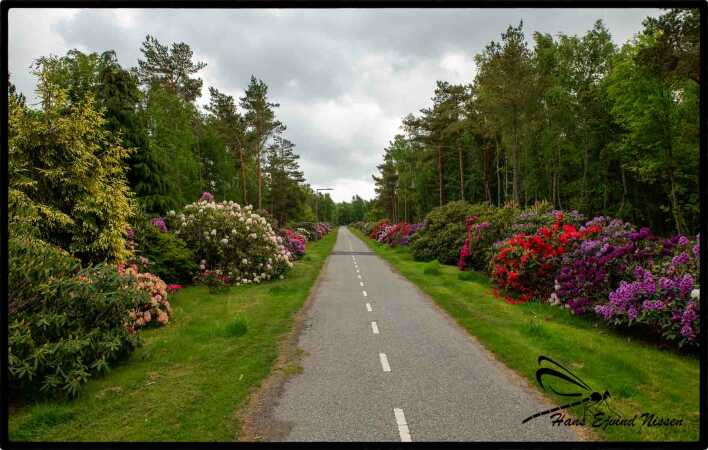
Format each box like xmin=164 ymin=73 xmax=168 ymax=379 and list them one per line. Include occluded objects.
xmin=8 ymin=229 xmax=338 ymax=442
xmin=350 ymin=227 xmax=699 ymax=442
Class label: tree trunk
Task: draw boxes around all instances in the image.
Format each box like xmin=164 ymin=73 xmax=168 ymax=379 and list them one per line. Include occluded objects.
xmin=496 ymin=138 xmax=501 ymax=206
xmin=582 ymin=142 xmax=589 ymax=210
xmin=238 ymin=147 xmax=247 ymax=204
xmin=668 ymin=168 xmax=685 ymax=234
xmin=437 ymin=145 xmax=443 ymax=207
xmin=483 ymin=141 xmax=493 ymax=204
xmin=256 ymin=161 xmax=262 ymax=210
xmin=458 ymin=144 xmax=464 ymax=201
xmin=512 ymin=113 xmax=521 ymax=207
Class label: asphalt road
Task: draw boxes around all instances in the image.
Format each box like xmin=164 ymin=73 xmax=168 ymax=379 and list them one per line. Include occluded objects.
xmin=271 ymin=226 xmax=578 ymax=442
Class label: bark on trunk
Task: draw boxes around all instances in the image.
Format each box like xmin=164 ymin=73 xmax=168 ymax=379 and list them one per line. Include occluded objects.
xmin=437 ymin=145 xmax=443 ymax=207
xmin=458 ymin=144 xmax=464 ymax=201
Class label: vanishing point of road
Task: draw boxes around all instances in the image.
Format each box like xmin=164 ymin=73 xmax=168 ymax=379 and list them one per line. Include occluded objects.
xmin=271 ymin=226 xmax=578 ymax=442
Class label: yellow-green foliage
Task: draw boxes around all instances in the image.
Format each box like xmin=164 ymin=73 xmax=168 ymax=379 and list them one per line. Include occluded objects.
xmin=8 ymin=57 xmax=136 ymax=262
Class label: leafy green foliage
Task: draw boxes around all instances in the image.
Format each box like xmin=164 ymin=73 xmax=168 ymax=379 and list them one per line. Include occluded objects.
xmin=9 ymin=237 xmax=145 ymax=398
xmin=367 ymin=10 xmax=699 ymax=236
xmin=410 ymin=201 xmax=493 ymax=264
xmin=9 ymin=57 xmax=137 ymax=263
xmin=132 ymin=218 xmax=197 ymax=284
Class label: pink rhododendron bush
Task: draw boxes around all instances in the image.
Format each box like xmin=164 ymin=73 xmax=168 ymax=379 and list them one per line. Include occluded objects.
xmin=167 ymin=194 xmax=292 ymax=285
xmin=118 ymin=262 xmax=172 ymax=330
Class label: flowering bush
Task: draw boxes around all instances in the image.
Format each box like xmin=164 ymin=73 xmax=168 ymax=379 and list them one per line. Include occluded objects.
xmin=167 ymin=284 xmax=183 ymax=293
xmin=491 ymin=212 xmax=595 ymax=303
xmin=281 ymin=228 xmax=307 ymax=259
xmin=151 ymin=217 xmax=168 ymax=233
xmin=411 ymin=201 xmax=495 ymax=264
xmin=370 ymin=219 xmax=391 ymax=240
xmin=377 ymin=222 xmax=424 ymax=246
xmin=289 ymin=222 xmax=332 ymax=240
xmin=117 ymin=263 xmax=171 ymax=329
xmin=457 ymin=216 xmax=492 ymax=271
xmin=594 ymin=234 xmax=699 ymax=348
xmin=552 ymin=217 xmax=654 ymax=315
xmin=510 ymin=201 xmax=585 ymax=236
xmin=195 ymin=268 xmax=231 ymax=293
xmin=166 ymin=197 xmax=292 ymax=285
xmin=9 ymin=238 xmax=143 ymax=397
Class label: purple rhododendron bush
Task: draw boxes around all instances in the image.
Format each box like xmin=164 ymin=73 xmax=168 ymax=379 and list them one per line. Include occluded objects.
xmin=166 ymin=194 xmax=293 ymax=286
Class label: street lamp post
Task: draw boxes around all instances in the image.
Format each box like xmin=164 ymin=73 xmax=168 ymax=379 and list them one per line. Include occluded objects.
xmin=315 ymin=188 xmax=333 ymax=222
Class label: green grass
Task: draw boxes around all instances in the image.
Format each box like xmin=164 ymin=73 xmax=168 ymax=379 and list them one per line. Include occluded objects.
xmin=9 ymin=230 xmax=338 ymax=442
xmin=350 ymin=227 xmax=699 ymax=442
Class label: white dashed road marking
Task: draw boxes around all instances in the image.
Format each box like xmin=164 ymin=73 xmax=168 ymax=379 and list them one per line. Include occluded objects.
xmin=379 ymin=353 xmax=391 ymax=372
xmin=362 ymin=290 xmax=368 ymax=297
xmin=394 ymin=408 xmax=412 ymax=442
xmin=360 ymin=281 xmax=365 ymax=287
xmin=371 ymin=321 xmax=379 ymax=334
xmin=357 ymin=274 xmax=362 ymax=279
xmin=366 ymin=303 xmax=373 ymax=312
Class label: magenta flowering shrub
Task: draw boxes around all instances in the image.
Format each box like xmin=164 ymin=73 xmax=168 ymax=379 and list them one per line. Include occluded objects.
xmin=457 ymin=216 xmax=493 ymax=271
xmin=281 ymin=228 xmax=307 ymax=259
xmin=150 ymin=217 xmax=167 ymax=233
xmin=377 ymin=222 xmax=424 ymax=246
xmin=166 ymin=197 xmax=292 ymax=285
xmin=593 ymin=234 xmax=700 ymax=347
xmin=552 ymin=217 xmax=652 ymax=315
xmin=199 ymin=191 xmax=214 ymax=203
xmin=290 ymin=222 xmax=331 ymax=241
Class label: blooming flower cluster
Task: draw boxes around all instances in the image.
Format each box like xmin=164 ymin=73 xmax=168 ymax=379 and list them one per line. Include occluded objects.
xmin=356 ymin=203 xmax=701 ymax=348
xmin=593 ymin=233 xmax=700 ymax=347
xmin=194 ymin=268 xmax=231 ymax=293
xmin=281 ymin=228 xmax=307 ymax=259
xmin=166 ymin=284 xmax=183 ymax=293
xmin=457 ymin=216 xmax=493 ymax=271
xmin=289 ymin=222 xmax=332 ymax=241
xmin=369 ymin=219 xmax=391 ymax=240
xmin=150 ymin=217 xmax=168 ymax=233
xmin=165 ymin=195 xmax=292 ymax=285
xmin=552 ymin=217 xmax=647 ymax=314
xmin=376 ymin=222 xmax=423 ymax=246
xmin=117 ymin=263 xmax=171 ymax=329
xmin=491 ymin=212 xmax=596 ymax=304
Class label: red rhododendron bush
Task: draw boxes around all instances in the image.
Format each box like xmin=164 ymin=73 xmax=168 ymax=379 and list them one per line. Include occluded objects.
xmin=369 ymin=219 xmax=391 ymax=240
xmin=491 ymin=212 xmax=599 ymax=304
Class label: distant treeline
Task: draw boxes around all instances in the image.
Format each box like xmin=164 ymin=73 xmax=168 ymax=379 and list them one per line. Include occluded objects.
xmin=359 ymin=9 xmax=699 ymax=235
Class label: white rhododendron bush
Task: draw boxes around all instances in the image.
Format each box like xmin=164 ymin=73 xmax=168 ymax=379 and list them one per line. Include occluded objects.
xmin=166 ymin=198 xmax=293 ymax=285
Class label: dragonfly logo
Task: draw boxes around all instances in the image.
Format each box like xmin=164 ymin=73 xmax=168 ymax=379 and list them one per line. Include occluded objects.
xmin=522 ymin=355 xmax=618 ymax=425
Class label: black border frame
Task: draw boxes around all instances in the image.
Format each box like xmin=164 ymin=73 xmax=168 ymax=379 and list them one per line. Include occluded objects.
xmin=0 ymin=1 xmax=705 ymax=448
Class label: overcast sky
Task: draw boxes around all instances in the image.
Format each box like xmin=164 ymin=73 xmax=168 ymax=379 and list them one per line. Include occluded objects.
xmin=9 ymin=8 xmax=661 ymax=202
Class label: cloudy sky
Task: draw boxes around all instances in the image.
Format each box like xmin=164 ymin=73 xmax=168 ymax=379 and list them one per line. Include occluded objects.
xmin=9 ymin=8 xmax=660 ymax=202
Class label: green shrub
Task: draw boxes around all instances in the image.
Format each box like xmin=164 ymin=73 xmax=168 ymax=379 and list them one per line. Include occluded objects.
xmin=411 ymin=201 xmax=494 ymax=265
xmin=459 ymin=205 xmax=521 ymax=272
xmin=9 ymin=238 xmax=146 ymax=398
xmin=132 ymin=218 xmax=197 ymax=284
xmin=8 ymin=235 xmax=81 ymax=315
